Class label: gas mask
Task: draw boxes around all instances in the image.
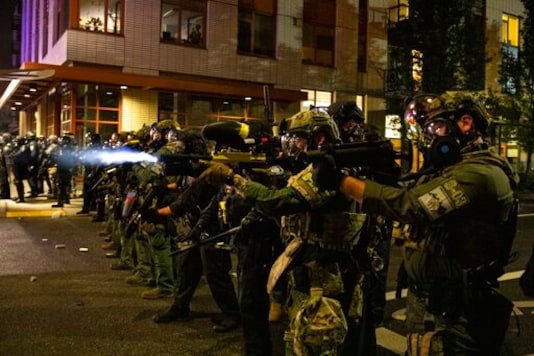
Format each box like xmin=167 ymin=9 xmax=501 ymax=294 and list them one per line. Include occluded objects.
xmin=419 ymin=113 xmax=462 ymax=169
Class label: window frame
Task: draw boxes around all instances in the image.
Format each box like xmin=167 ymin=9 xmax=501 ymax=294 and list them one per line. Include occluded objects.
xmin=237 ymin=0 xmax=276 ymax=58
xmin=302 ymin=0 xmax=336 ymax=67
xmin=160 ymin=0 xmax=207 ymax=47
xmin=76 ymin=0 xmax=124 ymax=34
xmin=74 ymin=84 xmax=121 ymax=141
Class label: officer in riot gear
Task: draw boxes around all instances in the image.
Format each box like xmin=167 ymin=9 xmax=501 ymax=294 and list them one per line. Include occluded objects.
xmin=9 ymin=135 xmax=32 ymax=203
xmin=52 ymin=134 xmax=78 ymax=208
xmin=0 ymin=133 xmax=12 ymax=199
xmin=127 ymin=120 xmax=183 ymax=299
xmin=199 ymin=108 xmax=367 ymax=355
xmin=78 ymin=132 xmax=104 ymax=215
xmin=152 ymin=128 xmax=242 ymax=327
xmin=319 ymin=95 xmax=517 ymax=355
xmin=25 ymin=131 xmax=40 ymax=197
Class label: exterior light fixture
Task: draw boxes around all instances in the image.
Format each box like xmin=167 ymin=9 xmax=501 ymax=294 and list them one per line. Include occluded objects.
xmin=15 ymin=101 xmax=22 ymax=105
xmin=244 ymin=96 xmax=252 ymax=101
xmin=120 ymin=85 xmax=128 ymax=90
xmin=23 ymin=93 xmax=31 ymax=98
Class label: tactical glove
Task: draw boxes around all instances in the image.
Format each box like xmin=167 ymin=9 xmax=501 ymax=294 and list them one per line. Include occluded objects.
xmin=198 ymin=162 xmax=234 ymax=185
xmin=152 ymin=177 xmax=168 ymax=195
xmin=142 ymin=207 xmax=161 ymax=224
xmin=312 ymin=154 xmax=344 ymax=191
xmin=187 ymin=225 xmax=204 ymax=242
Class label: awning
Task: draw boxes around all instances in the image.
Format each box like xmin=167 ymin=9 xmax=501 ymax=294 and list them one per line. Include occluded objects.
xmin=0 ymin=62 xmax=307 ymax=111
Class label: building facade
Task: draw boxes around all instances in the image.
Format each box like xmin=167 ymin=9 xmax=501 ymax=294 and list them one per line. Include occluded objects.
xmin=1 ymin=0 xmax=390 ymax=144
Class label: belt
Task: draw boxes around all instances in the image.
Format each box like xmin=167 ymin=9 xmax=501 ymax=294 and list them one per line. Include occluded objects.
xmin=306 ymin=233 xmax=352 ymax=252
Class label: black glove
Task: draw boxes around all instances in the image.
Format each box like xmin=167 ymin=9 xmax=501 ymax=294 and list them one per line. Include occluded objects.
xmin=142 ymin=207 xmax=161 ymax=223
xmin=152 ymin=177 xmax=168 ymax=195
xmin=312 ymin=154 xmax=344 ymax=191
xmin=187 ymin=225 xmax=204 ymax=242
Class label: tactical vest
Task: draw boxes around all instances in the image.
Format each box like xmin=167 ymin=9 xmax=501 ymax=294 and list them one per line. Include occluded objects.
xmin=284 ymin=164 xmax=365 ymax=249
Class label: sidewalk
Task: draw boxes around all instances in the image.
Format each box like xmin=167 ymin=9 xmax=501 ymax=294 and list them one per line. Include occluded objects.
xmin=0 ymin=195 xmax=84 ymax=218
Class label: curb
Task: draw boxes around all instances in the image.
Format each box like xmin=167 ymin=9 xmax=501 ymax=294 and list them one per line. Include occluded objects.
xmin=0 ymin=197 xmax=84 ymax=219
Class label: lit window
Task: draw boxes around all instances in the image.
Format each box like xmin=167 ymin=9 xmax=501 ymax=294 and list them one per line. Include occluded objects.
xmin=502 ymin=13 xmax=519 ymax=47
xmin=388 ymin=0 xmax=408 ymax=25
xmin=300 ymin=89 xmax=332 ymax=111
xmin=502 ymin=13 xmax=520 ymax=94
xmin=78 ymin=0 xmax=123 ymax=34
xmin=161 ymin=0 xmax=207 ymax=46
xmin=238 ymin=0 xmax=276 ymax=57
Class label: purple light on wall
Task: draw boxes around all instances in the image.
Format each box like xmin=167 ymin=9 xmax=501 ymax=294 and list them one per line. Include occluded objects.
xmin=21 ymin=0 xmax=31 ymax=63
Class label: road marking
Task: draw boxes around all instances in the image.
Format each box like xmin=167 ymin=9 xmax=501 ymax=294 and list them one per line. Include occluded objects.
xmin=519 ymin=213 xmax=534 ymax=217
xmin=376 ymin=327 xmax=406 ymax=355
xmin=386 ymin=270 xmax=524 ymax=302
xmin=511 ymin=300 xmax=534 ymax=316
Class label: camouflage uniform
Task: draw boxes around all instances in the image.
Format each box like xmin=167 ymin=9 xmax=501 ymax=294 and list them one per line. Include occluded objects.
xmin=232 ymin=163 xmax=364 ymax=355
xmin=361 ymin=147 xmax=517 ymax=354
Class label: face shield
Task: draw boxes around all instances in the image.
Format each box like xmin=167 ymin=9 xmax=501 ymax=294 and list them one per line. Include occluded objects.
xmin=404 ymin=94 xmax=445 ymax=142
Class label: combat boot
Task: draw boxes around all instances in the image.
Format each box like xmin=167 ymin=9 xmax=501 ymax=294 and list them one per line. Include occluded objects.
xmin=101 ymin=241 xmax=119 ymax=251
xmin=141 ymin=287 xmax=173 ymax=300
xmin=125 ymin=274 xmax=154 ymax=287
xmin=110 ymin=261 xmax=133 ymax=271
xmin=153 ymin=304 xmax=190 ymax=323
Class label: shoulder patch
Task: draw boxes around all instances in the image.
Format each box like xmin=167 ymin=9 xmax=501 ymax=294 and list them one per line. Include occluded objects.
xmin=417 ymin=179 xmax=470 ymax=220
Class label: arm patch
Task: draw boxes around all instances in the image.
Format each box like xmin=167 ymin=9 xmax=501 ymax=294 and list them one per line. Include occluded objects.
xmin=417 ymin=179 xmax=470 ymax=221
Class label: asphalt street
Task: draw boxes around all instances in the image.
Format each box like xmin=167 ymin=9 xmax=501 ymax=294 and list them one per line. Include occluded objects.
xmin=0 ymin=194 xmax=533 ymax=355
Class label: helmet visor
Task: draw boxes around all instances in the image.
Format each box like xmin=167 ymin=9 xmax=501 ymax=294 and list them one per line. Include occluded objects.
xmin=421 ymin=117 xmax=455 ymax=149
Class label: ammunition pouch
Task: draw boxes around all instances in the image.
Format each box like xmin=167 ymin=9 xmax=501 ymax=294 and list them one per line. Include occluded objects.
xmin=409 ymin=282 xmax=464 ymax=324
xmin=407 ymin=329 xmax=447 ymax=356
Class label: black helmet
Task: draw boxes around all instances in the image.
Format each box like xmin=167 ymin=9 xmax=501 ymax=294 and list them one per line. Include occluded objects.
xmin=85 ymin=132 xmax=102 ymax=147
xmin=328 ymin=101 xmax=364 ymax=125
xmin=184 ymin=129 xmax=207 ymax=154
xmin=60 ymin=133 xmax=76 ymax=147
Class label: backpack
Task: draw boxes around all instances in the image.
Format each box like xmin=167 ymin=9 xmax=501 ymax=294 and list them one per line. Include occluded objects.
xmin=495 ymin=193 xmax=519 ymax=277
xmin=292 ymin=288 xmax=348 ymax=356
xmin=520 ymin=241 xmax=534 ymax=298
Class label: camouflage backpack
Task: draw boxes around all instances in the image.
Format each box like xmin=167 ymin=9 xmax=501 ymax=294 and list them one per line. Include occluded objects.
xmin=292 ymin=288 xmax=348 ymax=356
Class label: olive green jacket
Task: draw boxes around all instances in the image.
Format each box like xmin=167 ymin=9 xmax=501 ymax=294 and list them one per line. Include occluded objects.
xmin=362 ymin=148 xmax=518 ymax=283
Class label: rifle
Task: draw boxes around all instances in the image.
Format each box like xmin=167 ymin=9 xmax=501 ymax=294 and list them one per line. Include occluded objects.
xmin=123 ymin=187 xmax=156 ymax=238
xmin=305 ymin=139 xmax=402 ymax=182
xmin=90 ymin=166 xmax=118 ymax=192
xmin=170 ymin=226 xmax=241 ymax=256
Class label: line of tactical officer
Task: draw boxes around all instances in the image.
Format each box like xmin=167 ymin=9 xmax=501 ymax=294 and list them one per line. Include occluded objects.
xmin=80 ymin=93 xmax=517 ymax=356
xmin=0 ymin=131 xmax=78 ymax=205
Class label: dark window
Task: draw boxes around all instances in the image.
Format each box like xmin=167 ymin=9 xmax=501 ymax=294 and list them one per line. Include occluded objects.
xmin=54 ymin=0 xmax=69 ymax=43
xmin=238 ymin=0 xmax=275 ymax=57
xmin=302 ymin=0 xmax=335 ymax=66
xmin=161 ymin=0 xmax=207 ymax=46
